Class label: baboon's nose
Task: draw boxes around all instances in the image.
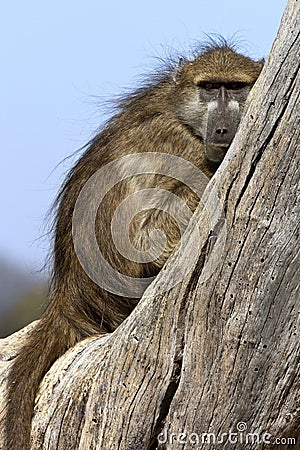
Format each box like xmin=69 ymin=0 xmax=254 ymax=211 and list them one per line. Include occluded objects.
xmin=216 ymin=127 xmax=228 ymax=135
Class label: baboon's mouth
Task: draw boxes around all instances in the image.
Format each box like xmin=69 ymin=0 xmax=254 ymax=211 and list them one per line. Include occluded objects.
xmin=205 ymin=143 xmax=231 ymax=163
xmin=212 ymin=144 xmax=230 ymax=150
xmin=210 ymin=144 xmax=230 ymax=156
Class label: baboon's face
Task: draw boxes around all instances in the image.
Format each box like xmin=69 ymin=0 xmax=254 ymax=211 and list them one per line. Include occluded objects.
xmin=176 ymin=80 xmax=251 ymax=163
xmin=174 ymin=49 xmax=262 ymax=163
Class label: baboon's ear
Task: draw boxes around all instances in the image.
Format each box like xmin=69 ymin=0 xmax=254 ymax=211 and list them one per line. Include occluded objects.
xmin=172 ymin=57 xmax=187 ymax=84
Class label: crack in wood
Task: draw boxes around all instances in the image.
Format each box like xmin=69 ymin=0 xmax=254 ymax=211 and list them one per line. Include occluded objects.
xmin=146 ymin=251 xmax=207 ymax=449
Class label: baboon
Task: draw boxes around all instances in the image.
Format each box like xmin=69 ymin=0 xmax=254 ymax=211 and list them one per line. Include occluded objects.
xmin=5 ymin=39 xmax=263 ymax=449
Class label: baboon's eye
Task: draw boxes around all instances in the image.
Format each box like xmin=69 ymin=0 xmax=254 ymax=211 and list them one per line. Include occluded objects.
xmin=198 ymin=82 xmax=221 ymax=90
xmin=204 ymin=82 xmax=214 ymax=90
xmin=225 ymin=82 xmax=248 ymax=90
xmin=198 ymin=81 xmax=249 ymax=91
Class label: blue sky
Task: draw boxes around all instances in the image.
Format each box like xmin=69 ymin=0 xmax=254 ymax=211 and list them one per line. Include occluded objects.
xmin=0 ymin=1 xmax=287 ymax=273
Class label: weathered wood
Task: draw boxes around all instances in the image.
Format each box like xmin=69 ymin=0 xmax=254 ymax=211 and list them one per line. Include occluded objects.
xmin=0 ymin=0 xmax=299 ymax=448
xmin=157 ymin=0 xmax=300 ymax=446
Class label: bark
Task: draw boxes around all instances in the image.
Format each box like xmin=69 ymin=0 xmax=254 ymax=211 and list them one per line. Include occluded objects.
xmin=0 ymin=0 xmax=299 ymax=448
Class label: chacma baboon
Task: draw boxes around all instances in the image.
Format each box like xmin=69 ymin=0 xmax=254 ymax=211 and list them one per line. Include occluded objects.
xmin=5 ymin=38 xmax=263 ymax=449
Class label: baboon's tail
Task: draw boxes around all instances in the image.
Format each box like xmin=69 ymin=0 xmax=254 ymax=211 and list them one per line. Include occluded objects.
xmin=4 ymin=309 xmax=79 ymax=450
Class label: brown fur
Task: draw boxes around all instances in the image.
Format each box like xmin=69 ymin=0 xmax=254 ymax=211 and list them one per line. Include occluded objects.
xmin=5 ymin=40 xmax=263 ymax=449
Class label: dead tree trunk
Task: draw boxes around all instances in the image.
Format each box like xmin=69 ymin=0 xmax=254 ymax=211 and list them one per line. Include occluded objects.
xmin=0 ymin=0 xmax=299 ymax=448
